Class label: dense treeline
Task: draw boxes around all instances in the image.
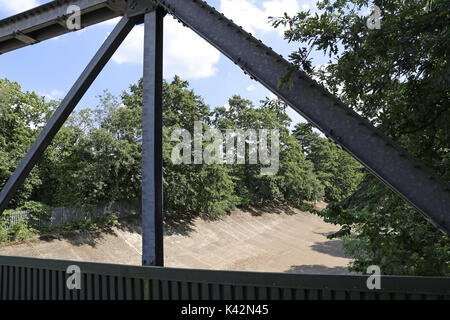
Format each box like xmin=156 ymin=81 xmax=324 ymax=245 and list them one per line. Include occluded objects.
xmin=0 ymin=76 xmax=361 ymax=221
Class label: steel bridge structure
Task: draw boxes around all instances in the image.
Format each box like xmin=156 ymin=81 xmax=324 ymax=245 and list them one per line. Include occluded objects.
xmin=0 ymin=0 xmax=448 ymax=300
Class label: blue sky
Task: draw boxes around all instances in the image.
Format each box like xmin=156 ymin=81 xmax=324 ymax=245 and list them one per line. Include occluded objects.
xmin=0 ymin=0 xmax=330 ymax=129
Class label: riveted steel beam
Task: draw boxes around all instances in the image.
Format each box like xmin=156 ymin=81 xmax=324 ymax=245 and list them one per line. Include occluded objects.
xmin=156 ymin=0 xmax=450 ymax=234
xmin=13 ymin=31 xmax=38 ymax=45
xmin=0 ymin=0 xmax=127 ymax=54
xmin=141 ymin=7 xmax=165 ymax=267
xmin=126 ymin=0 xmax=158 ymax=18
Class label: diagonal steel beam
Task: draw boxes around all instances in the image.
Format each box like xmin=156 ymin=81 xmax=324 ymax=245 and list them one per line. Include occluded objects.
xmin=0 ymin=16 xmax=138 ymax=214
xmin=156 ymin=0 xmax=450 ymax=234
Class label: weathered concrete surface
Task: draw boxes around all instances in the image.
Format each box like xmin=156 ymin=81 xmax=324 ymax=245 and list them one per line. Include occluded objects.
xmin=0 ymin=206 xmax=354 ymax=274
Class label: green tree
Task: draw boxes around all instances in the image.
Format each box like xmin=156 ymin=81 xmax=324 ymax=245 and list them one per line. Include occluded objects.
xmin=122 ymin=76 xmax=237 ymax=219
xmin=213 ymin=95 xmax=323 ymax=206
xmin=293 ymin=123 xmax=363 ymax=202
xmin=273 ymin=0 xmax=450 ymax=275
xmin=0 ymin=79 xmax=54 ymax=209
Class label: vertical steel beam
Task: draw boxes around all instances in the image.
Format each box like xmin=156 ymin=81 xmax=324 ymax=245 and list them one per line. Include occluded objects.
xmin=142 ymin=8 xmax=164 ymax=266
xmin=0 ymin=16 xmax=138 ymax=215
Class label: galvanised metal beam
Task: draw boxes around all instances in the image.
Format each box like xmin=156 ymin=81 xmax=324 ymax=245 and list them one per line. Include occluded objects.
xmin=0 ymin=16 xmax=138 ymax=214
xmin=142 ymin=7 xmax=164 ymax=267
xmin=156 ymin=0 xmax=450 ymax=234
xmin=0 ymin=0 xmax=127 ymax=54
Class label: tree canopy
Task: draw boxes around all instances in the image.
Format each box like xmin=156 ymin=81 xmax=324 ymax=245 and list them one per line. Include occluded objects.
xmin=273 ymin=0 xmax=449 ymax=275
xmin=1 ymin=76 xmax=356 ymax=224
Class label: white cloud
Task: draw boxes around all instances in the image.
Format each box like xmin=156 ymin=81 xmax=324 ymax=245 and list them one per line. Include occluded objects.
xmin=246 ymin=84 xmax=257 ymax=92
xmin=0 ymin=0 xmax=40 ymax=14
xmin=111 ymin=17 xmax=220 ymax=79
xmin=164 ymin=18 xmax=220 ymax=79
xmin=111 ymin=25 xmax=144 ymax=65
xmin=42 ymin=89 xmax=64 ymax=101
xmin=219 ymin=0 xmax=299 ymax=35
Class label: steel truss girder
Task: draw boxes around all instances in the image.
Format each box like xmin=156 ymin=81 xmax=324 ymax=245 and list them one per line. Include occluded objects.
xmin=155 ymin=0 xmax=450 ymax=234
xmin=0 ymin=16 xmax=139 ymax=214
xmin=0 ymin=0 xmax=448 ymax=235
xmin=0 ymin=0 xmax=128 ymax=54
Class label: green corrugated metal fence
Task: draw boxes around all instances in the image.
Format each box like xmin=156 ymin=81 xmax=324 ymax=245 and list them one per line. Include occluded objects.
xmin=0 ymin=256 xmax=449 ymax=300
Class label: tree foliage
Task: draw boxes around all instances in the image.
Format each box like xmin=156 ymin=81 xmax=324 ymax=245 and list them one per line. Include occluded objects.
xmin=273 ymin=0 xmax=450 ymax=275
xmin=293 ymin=123 xmax=363 ymax=202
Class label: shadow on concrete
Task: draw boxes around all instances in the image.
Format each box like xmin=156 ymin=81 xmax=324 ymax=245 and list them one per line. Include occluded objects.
xmin=163 ymin=212 xmax=197 ymax=236
xmin=285 ymin=264 xmax=354 ymax=275
xmin=313 ymin=231 xmax=335 ymax=237
xmin=36 ymin=210 xmax=199 ymax=247
xmin=38 ymin=223 xmax=118 ymax=247
xmin=310 ymin=239 xmax=351 ymax=259
xmin=240 ymin=203 xmax=298 ymax=216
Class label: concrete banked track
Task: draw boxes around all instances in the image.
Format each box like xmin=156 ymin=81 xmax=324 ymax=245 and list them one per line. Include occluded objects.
xmin=0 ymin=208 xmax=353 ymax=274
xmin=0 ymin=0 xmax=449 ymax=236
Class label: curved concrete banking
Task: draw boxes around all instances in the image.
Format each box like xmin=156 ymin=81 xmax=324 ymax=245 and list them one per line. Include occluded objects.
xmin=0 ymin=207 xmax=354 ymax=275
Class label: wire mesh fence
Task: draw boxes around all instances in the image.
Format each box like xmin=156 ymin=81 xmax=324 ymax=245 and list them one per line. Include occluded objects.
xmin=3 ymin=200 xmax=140 ymax=229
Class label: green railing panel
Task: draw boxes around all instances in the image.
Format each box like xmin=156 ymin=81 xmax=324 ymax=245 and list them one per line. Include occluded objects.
xmin=0 ymin=255 xmax=449 ymax=300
